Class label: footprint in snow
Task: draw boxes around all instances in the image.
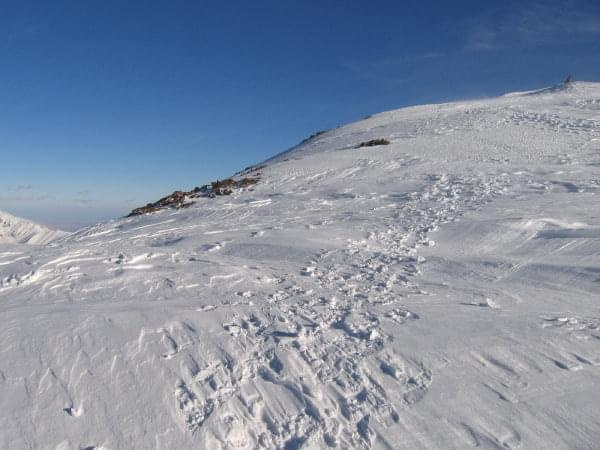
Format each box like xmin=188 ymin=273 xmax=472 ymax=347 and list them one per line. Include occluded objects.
xmin=197 ymin=305 xmax=218 ymax=312
xmin=300 ymin=266 xmax=316 ymax=277
xmin=461 ymin=298 xmax=499 ymax=309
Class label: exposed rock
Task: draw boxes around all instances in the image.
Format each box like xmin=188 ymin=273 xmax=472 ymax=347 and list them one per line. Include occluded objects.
xmin=235 ymin=164 xmax=266 ymax=177
xmin=357 ymin=138 xmax=390 ymax=148
xmin=127 ymin=177 xmax=260 ymax=217
xmin=300 ymin=130 xmax=328 ymax=144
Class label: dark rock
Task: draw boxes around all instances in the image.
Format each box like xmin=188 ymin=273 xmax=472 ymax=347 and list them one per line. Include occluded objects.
xmin=127 ymin=177 xmax=260 ymax=216
xmin=357 ymin=138 xmax=390 ymax=148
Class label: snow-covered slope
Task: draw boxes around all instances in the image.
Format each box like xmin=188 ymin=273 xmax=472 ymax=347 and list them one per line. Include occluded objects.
xmin=0 ymin=209 xmax=66 ymax=245
xmin=1 ymin=82 xmax=600 ymax=449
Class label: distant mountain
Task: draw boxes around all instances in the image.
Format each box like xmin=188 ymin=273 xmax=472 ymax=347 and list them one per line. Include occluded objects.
xmin=0 ymin=210 xmax=66 ymax=244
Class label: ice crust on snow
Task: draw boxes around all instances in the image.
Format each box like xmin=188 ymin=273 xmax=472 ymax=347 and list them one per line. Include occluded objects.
xmin=1 ymin=82 xmax=600 ymax=449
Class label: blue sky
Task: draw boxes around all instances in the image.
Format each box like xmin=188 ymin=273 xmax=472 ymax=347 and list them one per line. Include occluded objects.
xmin=1 ymin=0 xmax=599 ymax=230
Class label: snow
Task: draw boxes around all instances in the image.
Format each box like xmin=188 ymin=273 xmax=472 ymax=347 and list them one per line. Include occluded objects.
xmin=1 ymin=82 xmax=600 ymax=449
xmin=0 ymin=210 xmax=67 ymax=245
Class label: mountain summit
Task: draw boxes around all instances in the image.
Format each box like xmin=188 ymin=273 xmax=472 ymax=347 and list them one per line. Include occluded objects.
xmin=0 ymin=209 xmax=66 ymax=245
xmin=1 ymin=82 xmax=600 ymax=449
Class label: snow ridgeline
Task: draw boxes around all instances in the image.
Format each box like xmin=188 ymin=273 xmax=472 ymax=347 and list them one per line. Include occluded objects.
xmin=1 ymin=82 xmax=600 ymax=449
xmin=0 ymin=209 xmax=66 ymax=245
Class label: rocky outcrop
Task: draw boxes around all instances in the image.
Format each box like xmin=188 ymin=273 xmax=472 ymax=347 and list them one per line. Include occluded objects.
xmin=127 ymin=177 xmax=260 ymax=217
xmin=357 ymin=138 xmax=390 ymax=148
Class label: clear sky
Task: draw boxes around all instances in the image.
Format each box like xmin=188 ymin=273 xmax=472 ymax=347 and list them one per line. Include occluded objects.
xmin=1 ymin=0 xmax=599 ymax=230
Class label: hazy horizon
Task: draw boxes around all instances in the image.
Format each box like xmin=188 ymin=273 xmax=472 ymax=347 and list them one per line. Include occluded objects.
xmin=2 ymin=0 xmax=600 ymax=229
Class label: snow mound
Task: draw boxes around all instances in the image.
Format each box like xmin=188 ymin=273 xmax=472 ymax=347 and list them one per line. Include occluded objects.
xmin=1 ymin=82 xmax=600 ymax=449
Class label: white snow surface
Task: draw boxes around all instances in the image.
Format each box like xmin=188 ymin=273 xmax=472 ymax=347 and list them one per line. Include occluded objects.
xmin=0 ymin=209 xmax=66 ymax=245
xmin=1 ymin=82 xmax=600 ymax=449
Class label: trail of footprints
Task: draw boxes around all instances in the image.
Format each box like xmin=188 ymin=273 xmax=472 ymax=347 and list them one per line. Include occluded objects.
xmin=0 ymin=171 xmax=510 ymax=447
xmin=155 ymin=172 xmax=510 ymax=448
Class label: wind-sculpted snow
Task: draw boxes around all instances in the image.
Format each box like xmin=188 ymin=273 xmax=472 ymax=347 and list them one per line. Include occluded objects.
xmin=1 ymin=82 xmax=600 ymax=449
